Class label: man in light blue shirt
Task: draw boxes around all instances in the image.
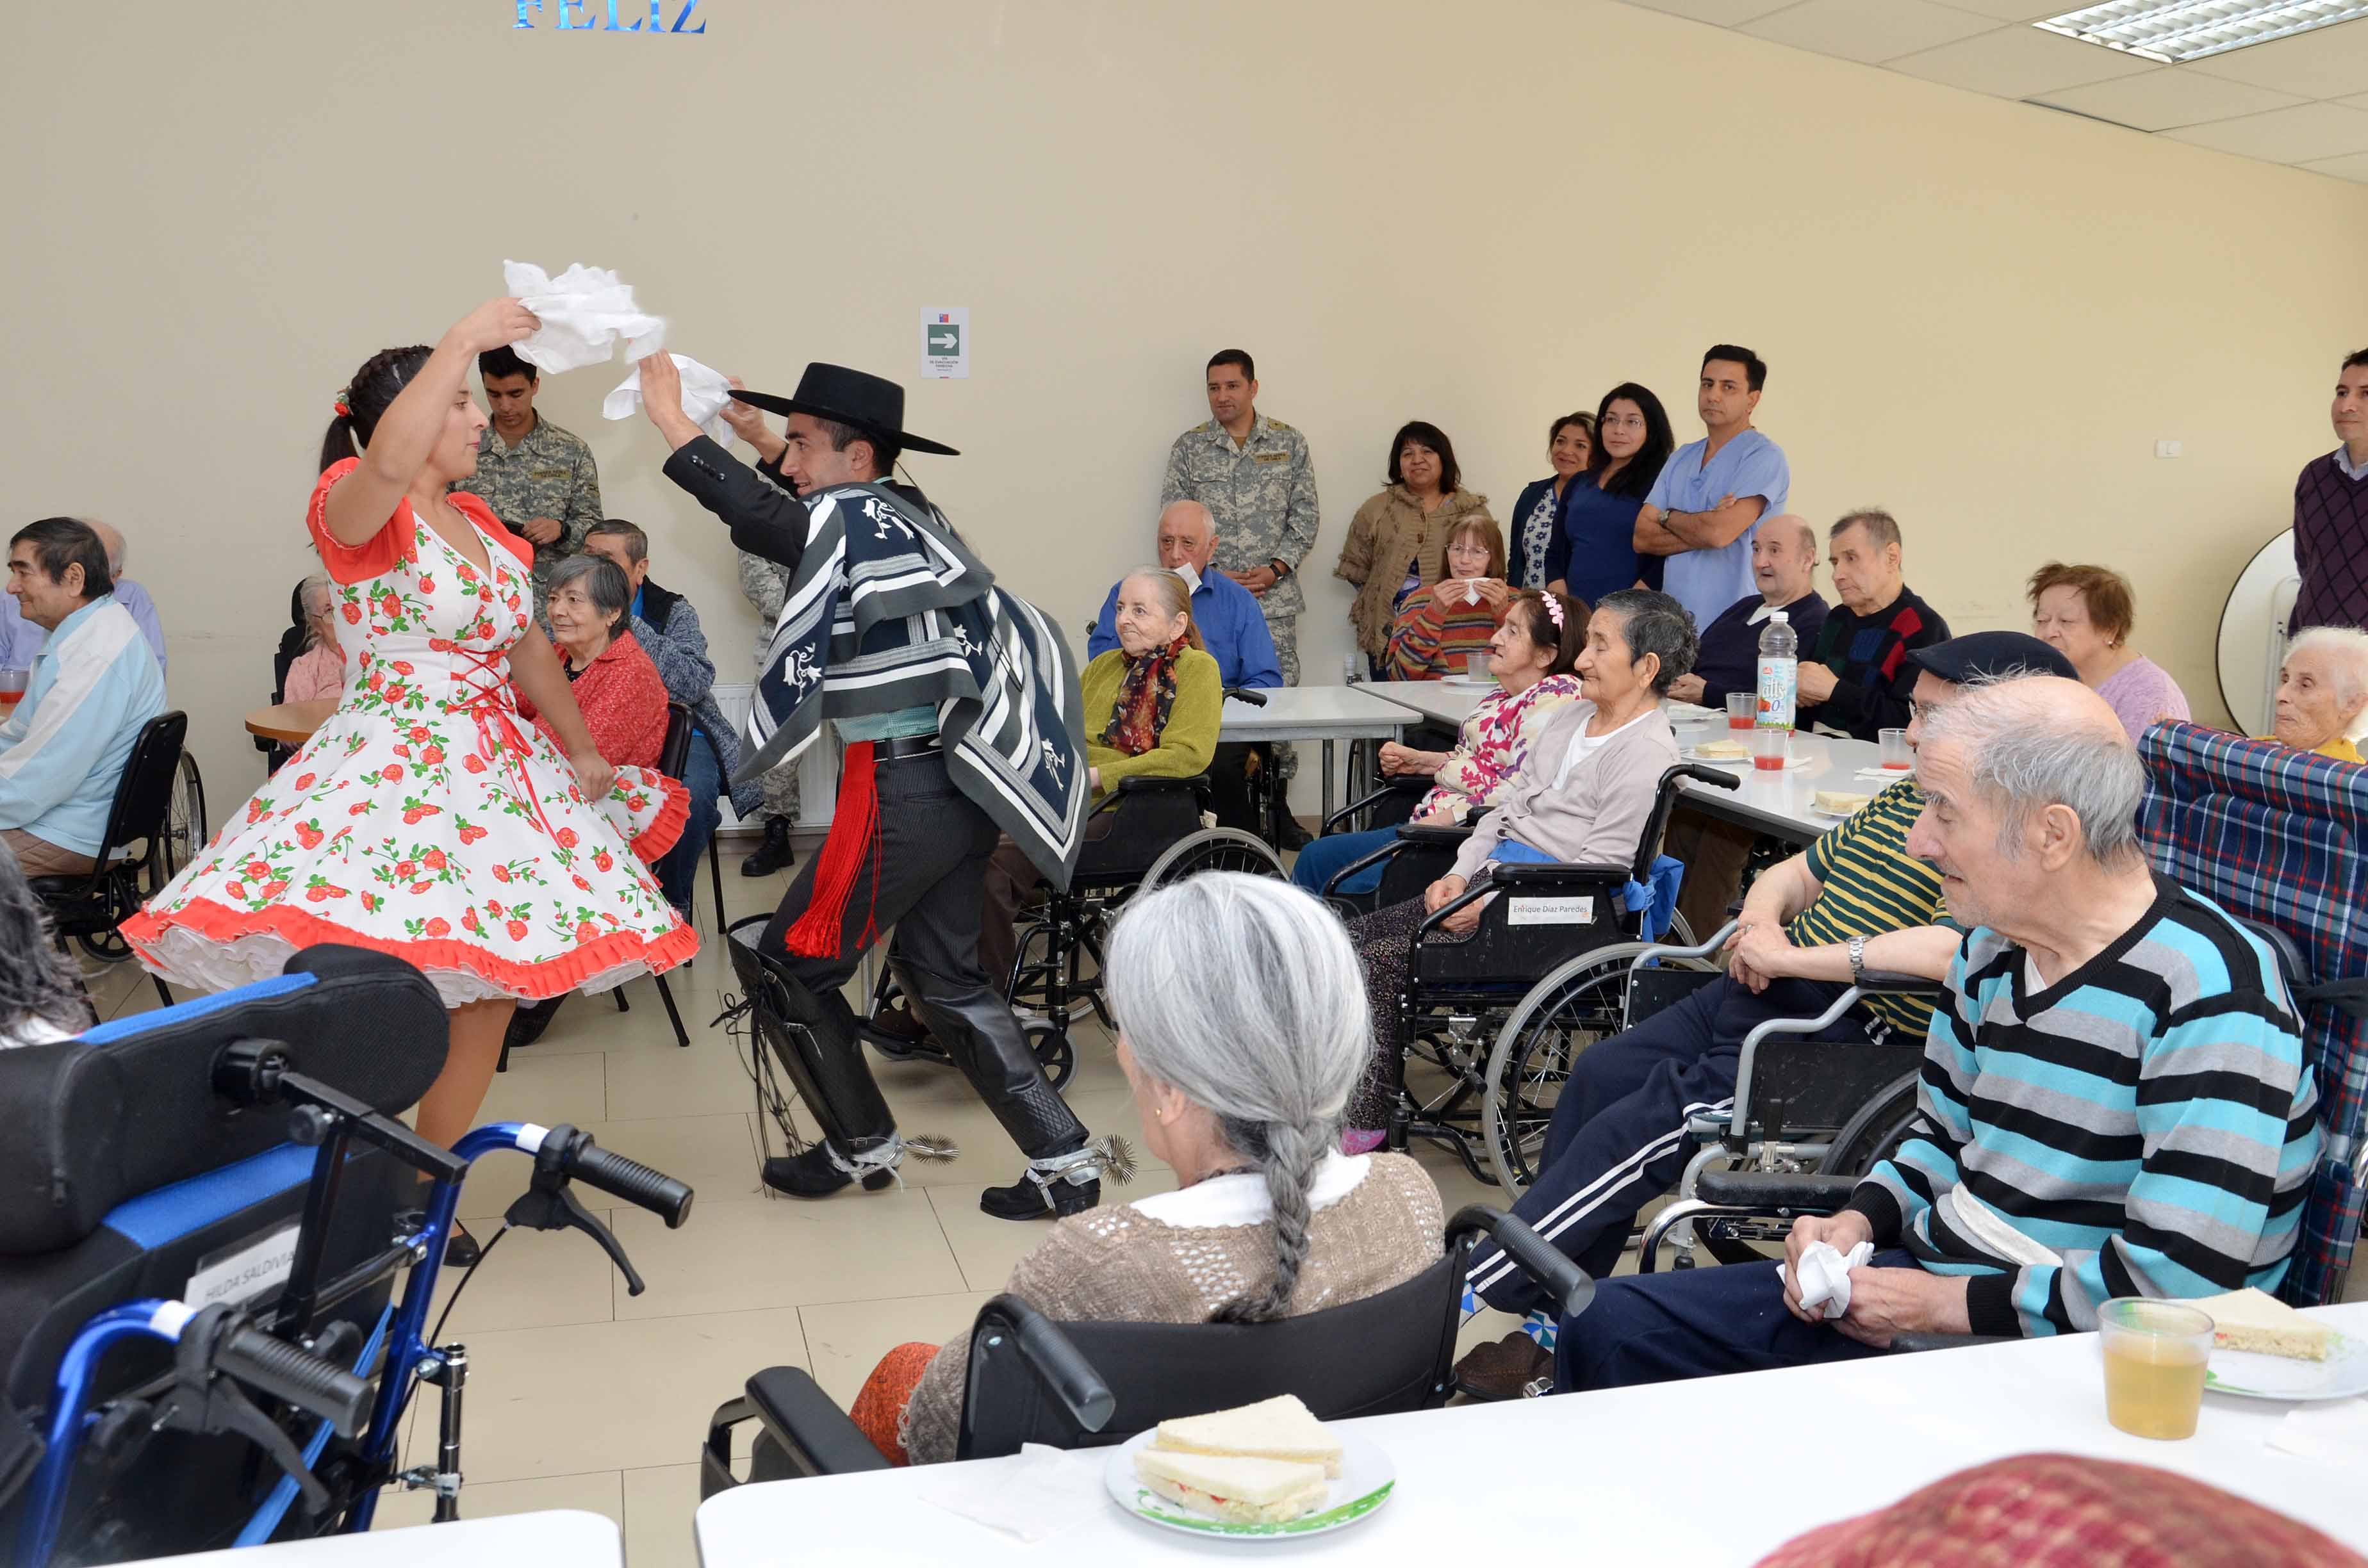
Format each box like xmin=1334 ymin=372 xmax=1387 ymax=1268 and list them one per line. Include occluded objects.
xmin=1637 ymin=345 xmax=1790 ymax=630
xmin=1 ymin=519 xmax=167 ymax=876
xmin=0 ymin=519 xmax=166 ymax=678
xmin=1086 ymin=501 xmax=1283 ymax=690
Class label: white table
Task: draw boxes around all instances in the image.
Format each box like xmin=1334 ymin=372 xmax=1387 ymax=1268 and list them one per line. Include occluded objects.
xmin=125 ymin=1510 xmax=620 ymax=1566
xmin=695 ymin=1304 xmax=2368 ymax=1567
xmin=1219 ymin=687 xmax=1417 ymax=821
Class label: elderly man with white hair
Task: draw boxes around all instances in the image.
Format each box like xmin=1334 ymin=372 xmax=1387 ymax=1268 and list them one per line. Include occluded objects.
xmin=2261 ymin=625 xmax=2368 ymax=764
xmin=1087 ymin=500 xmax=1282 ymax=834
xmin=0 ymin=518 xmax=165 ymax=677
xmin=1557 ymin=676 xmax=2321 ymax=1391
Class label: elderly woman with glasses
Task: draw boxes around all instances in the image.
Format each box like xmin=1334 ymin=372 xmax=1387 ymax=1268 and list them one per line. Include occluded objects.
xmin=845 ymin=873 xmax=1447 ymax=1466
xmin=518 ymin=553 xmax=670 ymax=771
xmin=1339 ymin=589 xmax=1697 ymax=1148
xmin=2262 ymin=625 xmax=2368 ymax=764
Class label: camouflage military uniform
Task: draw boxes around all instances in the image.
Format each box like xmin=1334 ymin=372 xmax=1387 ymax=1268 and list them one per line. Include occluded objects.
xmin=452 ymin=414 xmax=603 ymax=623
xmin=1162 ymin=411 xmax=1319 ymax=780
xmin=736 ymin=547 xmax=803 ymax=823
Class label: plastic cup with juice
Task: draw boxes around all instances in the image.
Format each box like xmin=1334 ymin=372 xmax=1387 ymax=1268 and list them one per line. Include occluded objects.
xmin=1726 ymin=693 xmax=1755 ymax=731
xmin=2098 ymin=1298 xmax=2213 ymax=1440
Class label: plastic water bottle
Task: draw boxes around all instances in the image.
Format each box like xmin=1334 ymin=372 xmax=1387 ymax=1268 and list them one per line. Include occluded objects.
xmin=1754 ymin=611 xmax=1797 ymax=771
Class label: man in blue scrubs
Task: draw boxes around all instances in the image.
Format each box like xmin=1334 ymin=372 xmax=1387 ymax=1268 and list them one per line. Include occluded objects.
xmin=1634 ymin=345 xmax=1791 ymax=630
xmin=1088 ymin=500 xmax=1281 ymax=831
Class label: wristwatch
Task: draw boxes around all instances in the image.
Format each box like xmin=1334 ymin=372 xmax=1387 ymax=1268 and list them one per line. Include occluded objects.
xmin=1269 ymin=557 xmax=1292 ymax=580
xmin=1848 ymin=934 xmax=1868 ymax=986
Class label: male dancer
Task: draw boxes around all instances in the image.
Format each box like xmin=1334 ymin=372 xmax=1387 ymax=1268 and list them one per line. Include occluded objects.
xmin=639 ymin=352 xmax=1117 ymax=1219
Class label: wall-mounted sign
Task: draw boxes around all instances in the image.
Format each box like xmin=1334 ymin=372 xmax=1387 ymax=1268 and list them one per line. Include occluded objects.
xmin=922 ymin=308 xmax=969 ymax=380
xmin=514 ymin=1 xmax=706 ymax=31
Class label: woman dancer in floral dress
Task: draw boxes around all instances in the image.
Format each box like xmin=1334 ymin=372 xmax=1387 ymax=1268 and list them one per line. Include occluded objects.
xmin=127 ymin=298 xmax=693 ymax=1252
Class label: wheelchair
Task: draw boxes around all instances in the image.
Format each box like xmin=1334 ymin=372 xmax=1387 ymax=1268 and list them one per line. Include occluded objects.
xmin=32 ymin=712 xmax=188 ymax=1010
xmin=1633 ymin=911 xmax=2368 ymax=1322
xmin=855 ymin=770 xmax=1286 ymax=1090
xmin=1328 ymin=764 xmax=1738 ymax=1186
xmin=698 ymin=1205 xmax=1588 ymax=1483
xmin=0 ymin=948 xmax=695 ymax=1565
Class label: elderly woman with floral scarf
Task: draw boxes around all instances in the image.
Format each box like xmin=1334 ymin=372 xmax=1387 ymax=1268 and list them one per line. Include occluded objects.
xmin=908 ymin=568 xmax=1220 ymax=1014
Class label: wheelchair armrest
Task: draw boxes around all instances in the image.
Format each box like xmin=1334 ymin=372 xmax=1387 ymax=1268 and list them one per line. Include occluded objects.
xmin=1692 ymin=1170 xmax=1859 ymax=1212
xmin=1486 ymin=862 xmax=1628 ymax=888
xmin=1446 ymin=1205 xmax=1593 ymax=1318
xmin=1857 ymin=971 xmax=1945 ymax=995
xmin=970 ymin=1294 xmax=1117 ymax=1437
xmin=1115 ymin=773 xmax=1205 ymax=795
xmin=1394 ymin=822 xmax=1473 ymax=846
xmin=736 ymin=1366 xmax=892 ymax=1478
xmin=2302 ymin=977 xmax=2368 ymax=1023
xmin=1323 ymin=773 xmax=1431 ymax=833
xmin=1889 ymin=1331 xmax=2017 ymax=1355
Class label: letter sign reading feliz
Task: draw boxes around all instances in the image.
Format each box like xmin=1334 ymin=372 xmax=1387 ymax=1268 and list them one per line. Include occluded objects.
xmin=514 ymin=1 xmax=707 ymax=31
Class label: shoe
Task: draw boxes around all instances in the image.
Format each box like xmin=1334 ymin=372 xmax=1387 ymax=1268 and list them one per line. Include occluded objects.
xmin=1452 ymin=1330 xmax=1554 ymax=1401
xmin=1274 ymin=813 xmax=1313 ymax=851
xmin=444 ymin=1223 xmax=482 ymax=1269
xmin=741 ymin=817 xmax=795 ymax=878
xmin=865 ymin=1001 xmax=934 ymax=1059
xmin=980 ymin=1173 xmax=1101 ymax=1221
xmin=762 ymin=1145 xmax=894 ymax=1198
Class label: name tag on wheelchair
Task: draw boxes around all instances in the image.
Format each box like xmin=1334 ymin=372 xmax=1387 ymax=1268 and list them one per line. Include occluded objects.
xmin=1506 ymin=895 xmax=1596 ymax=926
xmin=186 ymin=1221 xmax=300 ymax=1311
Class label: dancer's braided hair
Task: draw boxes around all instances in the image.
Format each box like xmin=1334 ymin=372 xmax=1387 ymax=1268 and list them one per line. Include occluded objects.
xmin=318 ymin=344 xmax=434 ymax=474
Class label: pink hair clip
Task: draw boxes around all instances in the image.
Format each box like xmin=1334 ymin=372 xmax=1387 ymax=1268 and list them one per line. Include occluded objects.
xmin=1542 ymin=594 xmax=1565 ymax=628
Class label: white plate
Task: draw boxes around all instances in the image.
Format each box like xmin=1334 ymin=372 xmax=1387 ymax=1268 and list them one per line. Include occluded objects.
xmin=1684 ymin=749 xmax=1812 ymax=771
xmin=1104 ymin=1428 xmax=1397 ymax=1540
xmin=1438 ymin=674 xmax=1495 ymax=688
xmin=1854 ymin=767 xmax=1916 ymax=783
xmin=2205 ymin=1328 xmax=2368 ymax=1401
xmin=1663 ymin=702 xmax=1719 ymax=723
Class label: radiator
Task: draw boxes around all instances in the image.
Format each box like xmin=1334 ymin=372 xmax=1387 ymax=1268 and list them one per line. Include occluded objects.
xmin=711 ymin=682 xmax=837 ymax=833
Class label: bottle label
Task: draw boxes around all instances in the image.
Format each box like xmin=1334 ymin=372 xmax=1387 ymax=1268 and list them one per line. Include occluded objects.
xmin=1757 ymin=657 xmax=1797 ymax=730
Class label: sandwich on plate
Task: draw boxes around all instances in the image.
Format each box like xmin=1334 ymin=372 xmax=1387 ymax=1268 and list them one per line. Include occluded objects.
xmin=1151 ymin=1394 xmax=1344 ymax=1476
xmin=1134 ymin=1450 xmax=1330 ymax=1526
xmin=2191 ymin=1287 xmax=2335 ymax=1361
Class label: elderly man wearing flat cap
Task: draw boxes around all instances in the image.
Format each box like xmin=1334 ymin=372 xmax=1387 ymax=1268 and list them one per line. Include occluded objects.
xmin=1450 ymin=631 xmax=2079 ymax=1401
xmin=636 ymin=352 xmax=1123 ymax=1221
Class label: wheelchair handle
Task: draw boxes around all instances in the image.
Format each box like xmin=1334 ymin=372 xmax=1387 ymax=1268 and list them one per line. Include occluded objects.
xmin=1672 ymin=764 xmax=1742 ymax=794
xmin=978 ymin=1294 xmax=1117 ymax=1434
xmin=558 ymin=1133 xmax=695 ymax=1229
xmin=217 ymin=1319 xmax=373 ymax=1439
xmin=1447 ymin=1206 xmax=1593 ymax=1319
xmin=1222 ymin=687 xmax=1269 ymax=707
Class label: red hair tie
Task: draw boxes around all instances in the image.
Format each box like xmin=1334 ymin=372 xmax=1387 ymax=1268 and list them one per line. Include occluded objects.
xmin=333 ymin=391 xmax=352 ymax=418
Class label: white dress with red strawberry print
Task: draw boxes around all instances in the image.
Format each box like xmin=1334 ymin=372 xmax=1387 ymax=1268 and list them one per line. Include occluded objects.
xmin=126 ymin=461 xmax=696 ymax=1007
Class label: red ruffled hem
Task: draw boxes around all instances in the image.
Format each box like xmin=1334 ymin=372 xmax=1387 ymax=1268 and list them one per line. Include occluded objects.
xmin=123 ymin=894 xmax=697 ymax=1004
xmin=629 ymin=771 xmax=691 ymax=864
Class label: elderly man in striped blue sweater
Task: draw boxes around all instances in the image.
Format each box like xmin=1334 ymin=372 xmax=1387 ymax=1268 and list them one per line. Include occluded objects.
xmin=1559 ymin=676 xmax=2321 ymax=1389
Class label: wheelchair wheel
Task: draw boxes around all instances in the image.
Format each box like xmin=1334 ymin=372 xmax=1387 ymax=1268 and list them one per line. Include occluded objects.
xmin=161 ymin=751 xmax=207 ymax=885
xmin=1138 ymin=828 xmax=1286 ymax=890
xmin=1820 ymin=1068 xmax=1922 ymax=1177
xmin=1024 ymin=1019 xmax=1076 ymax=1090
xmin=1009 ymin=918 xmax=1099 ymax=1023
xmin=1479 ymin=942 xmax=1658 ymax=1197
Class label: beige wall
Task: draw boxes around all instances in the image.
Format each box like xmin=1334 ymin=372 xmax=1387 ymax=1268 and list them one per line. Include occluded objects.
xmin=9 ymin=0 xmax=2366 ymax=800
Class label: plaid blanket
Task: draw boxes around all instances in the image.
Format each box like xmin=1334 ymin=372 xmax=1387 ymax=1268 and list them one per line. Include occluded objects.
xmin=2136 ymin=721 xmax=2368 ymax=1306
xmin=740 ymin=481 xmax=1089 ymax=888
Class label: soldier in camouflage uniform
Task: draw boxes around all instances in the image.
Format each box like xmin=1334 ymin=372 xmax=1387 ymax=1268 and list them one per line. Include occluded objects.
xmin=450 ymin=345 xmax=603 ymax=626
xmin=718 ymin=386 xmax=806 ymax=876
xmin=1161 ymin=349 xmax=1319 ymax=843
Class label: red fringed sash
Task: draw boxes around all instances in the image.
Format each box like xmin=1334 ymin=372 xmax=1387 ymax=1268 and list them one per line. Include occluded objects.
xmin=784 ymin=740 xmax=885 ymax=958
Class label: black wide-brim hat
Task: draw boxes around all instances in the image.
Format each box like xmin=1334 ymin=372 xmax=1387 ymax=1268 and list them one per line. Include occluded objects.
xmin=728 ymin=362 xmax=959 ymax=457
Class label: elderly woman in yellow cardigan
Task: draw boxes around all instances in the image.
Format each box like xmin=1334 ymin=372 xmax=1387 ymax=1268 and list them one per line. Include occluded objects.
xmin=978 ymin=568 xmax=1221 ymax=993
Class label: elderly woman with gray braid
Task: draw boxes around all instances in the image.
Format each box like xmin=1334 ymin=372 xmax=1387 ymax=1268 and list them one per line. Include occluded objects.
xmin=1339 ymin=589 xmax=1696 ymax=1147
xmin=0 ymin=838 xmax=91 ymax=1047
xmin=846 ymin=872 xmax=1445 ymax=1466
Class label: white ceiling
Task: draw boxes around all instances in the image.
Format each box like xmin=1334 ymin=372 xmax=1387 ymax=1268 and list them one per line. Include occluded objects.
xmin=1616 ymin=1 xmax=2368 ymax=184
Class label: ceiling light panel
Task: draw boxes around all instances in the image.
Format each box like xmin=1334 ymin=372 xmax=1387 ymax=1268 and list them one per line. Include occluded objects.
xmin=2037 ymin=1 xmax=2368 ymax=62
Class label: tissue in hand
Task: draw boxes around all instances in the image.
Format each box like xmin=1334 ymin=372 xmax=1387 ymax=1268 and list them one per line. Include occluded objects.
xmin=1777 ymin=1239 xmax=1873 ymax=1320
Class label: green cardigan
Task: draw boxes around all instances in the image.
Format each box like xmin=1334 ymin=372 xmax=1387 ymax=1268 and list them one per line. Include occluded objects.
xmin=1081 ymin=646 xmax=1222 ymax=792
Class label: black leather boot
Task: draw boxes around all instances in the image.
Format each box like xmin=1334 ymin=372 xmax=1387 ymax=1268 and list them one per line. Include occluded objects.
xmin=741 ymin=816 xmax=795 ymax=877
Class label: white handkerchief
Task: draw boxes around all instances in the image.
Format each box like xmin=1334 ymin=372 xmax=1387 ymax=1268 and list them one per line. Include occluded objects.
xmin=605 ymin=355 xmax=735 ymax=446
xmin=505 ymin=259 xmax=666 ymax=373
xmin=1465 ymin=580 xmax=1482 ymax=606
xmin=2267 ymin=1399 xmax=2368 ymax=1465
xmin=919 ymin=1442 xmax=1103 ymax=1544
xmin=1777 ymin=1239 xmax=1873 ymax=1319
xmin=1174 ymin=562 xmax=1202 ymax=594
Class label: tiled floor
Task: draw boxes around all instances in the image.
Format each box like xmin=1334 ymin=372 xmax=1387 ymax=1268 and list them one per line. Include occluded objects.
xmin=76 ymin=844 xmax=1533 ymax=1564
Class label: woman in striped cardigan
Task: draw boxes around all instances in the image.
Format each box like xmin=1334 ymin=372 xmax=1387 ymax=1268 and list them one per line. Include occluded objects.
xmin=1385 ymin=517 xmax=1514 ymax=682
